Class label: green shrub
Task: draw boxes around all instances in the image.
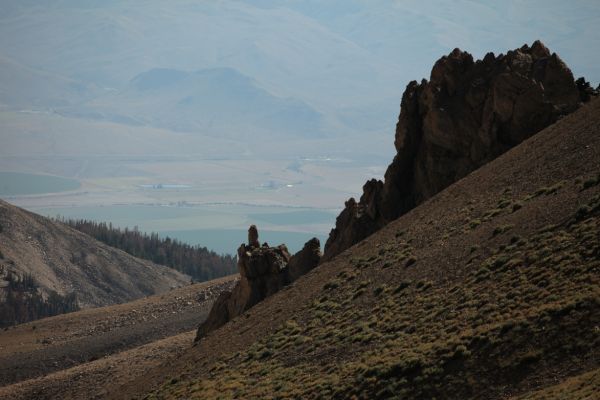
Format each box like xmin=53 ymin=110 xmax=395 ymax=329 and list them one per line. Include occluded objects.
xmin=453 ymin=344 xmax=471 ymax=358
xmin=353 ymin=288 xmax=367 ymax=299
xmin=259 ymin=349 xmax=272 ymax=359
xmin=323 ymin=280 xmax=340 ymax=290
xmin=545 ymin=182 xmax=564 ymax=195
xmin=575 ymin=206 xmax=591 ymax=221
xmin=582 ymin=177 xmax=598 ymax=190
xmin=497 ymin=199 xmax=511 ymax=209
xmin=493 ymin=225 xmax=513 ymax=236
xmin=373 ymin=286 xmax=385 ymax=296
xmin=469 ymin=219 xmax=481 ymax=229
xmin=394 ymin=281 xmax=411 ymax=294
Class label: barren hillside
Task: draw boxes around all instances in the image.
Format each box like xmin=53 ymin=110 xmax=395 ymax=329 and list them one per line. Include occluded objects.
xmin=0 ymin=199 xmax=190 ymax=308
xmin=0 ymin=275 xmax=236 ymax=399
xmin=121 ymin=98 xmax=599 ymax=399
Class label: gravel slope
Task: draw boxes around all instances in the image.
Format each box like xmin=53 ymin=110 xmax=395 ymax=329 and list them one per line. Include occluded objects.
xmin=0 ymin=275 xmax=236 ymax=398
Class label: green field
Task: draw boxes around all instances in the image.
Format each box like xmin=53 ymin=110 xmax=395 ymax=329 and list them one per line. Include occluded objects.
xmin=0 ymin=172 xmax=80 ymax=195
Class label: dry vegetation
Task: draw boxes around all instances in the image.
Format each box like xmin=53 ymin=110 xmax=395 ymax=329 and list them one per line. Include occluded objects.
xmin=132 ymin=99 xmax=600 ymax=400
xmin=516 ymin=367 xmax=600 ymax=400
xmin=1 ymin=98 xmax=598 ymax=400
xmin=151 ymin=182 xmax=600 ymax=399
xmin=0 ymin=276 xmax=236 ymax=395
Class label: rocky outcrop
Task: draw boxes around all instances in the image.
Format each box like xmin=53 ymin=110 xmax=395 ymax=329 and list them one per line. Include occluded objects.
xmin=323 ymin=40 xmax=592 ymax=261
xmin=288 ymin=237 xmax=321 ymax=282
xmin=196 ymin=227 xmax=321 ymax=340
xmin=576 ymin=77 xmax=600 ymax=102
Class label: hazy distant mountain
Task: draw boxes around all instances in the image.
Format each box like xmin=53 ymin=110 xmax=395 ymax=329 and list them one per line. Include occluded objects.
xmin=0 ymin=1 xmax=401 ymax=137
xmin=0 ymin=0 xmax=597 ymax=142
xmin=0 ymin=56 xmax=99 ymax=109
xmin=86 ymin=67 xmax=324 ymax=137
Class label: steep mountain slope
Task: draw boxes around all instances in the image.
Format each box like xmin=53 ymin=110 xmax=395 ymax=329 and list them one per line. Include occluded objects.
xmin=124 ymin=98 xmax=599 ymax=399
xmin=0 ymin=199 xmax=189 ymax=308
xmin=323 ymin=41 xmax=589 ymax=261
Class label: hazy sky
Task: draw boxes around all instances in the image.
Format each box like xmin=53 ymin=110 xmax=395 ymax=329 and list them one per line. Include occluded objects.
xmin=0 ymin=0 xmax=598 ymax=141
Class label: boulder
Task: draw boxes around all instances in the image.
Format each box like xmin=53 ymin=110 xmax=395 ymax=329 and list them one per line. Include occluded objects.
xmin=323 ymin=40 xmax=591 ymax=261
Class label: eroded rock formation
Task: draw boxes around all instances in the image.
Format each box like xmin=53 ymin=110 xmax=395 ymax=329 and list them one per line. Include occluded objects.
xmin=288 ymin=237 xmax=321 ymax=282
xmin=196 ymin=226 xmax=321 ymax=340
xmin=323 ymin=40 xmax=592 ymax=261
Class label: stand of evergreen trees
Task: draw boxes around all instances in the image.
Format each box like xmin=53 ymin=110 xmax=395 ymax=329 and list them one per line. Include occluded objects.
xmin=0 ymin=272 xmax=79 ymax=328
xmin=59 ymin=218 xmax=237 ymax=282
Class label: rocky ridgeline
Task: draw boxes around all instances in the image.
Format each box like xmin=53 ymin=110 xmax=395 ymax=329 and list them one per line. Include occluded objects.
xmin=323 ymin=40 xmax=596 ymax=261
xmin=195 ymin=226 xmax=320 ymax=340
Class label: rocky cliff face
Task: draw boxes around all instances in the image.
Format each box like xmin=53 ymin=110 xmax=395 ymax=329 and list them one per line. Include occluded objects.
xmin=323 ymin=40 xmax=591 ymax=261
xmin=196 ymin=227 xmax=321 ymax=340
xmin=287 ymin=237 xmax=321 ymax=282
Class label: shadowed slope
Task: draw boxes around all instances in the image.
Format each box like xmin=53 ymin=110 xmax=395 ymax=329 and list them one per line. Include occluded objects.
xmin=323 ymin=41 xmax=588 ymax=261
xmin=0 ymin=276 xmax=236 ymax=399
xmin=124 ymin=98 xmax=599 ymax=399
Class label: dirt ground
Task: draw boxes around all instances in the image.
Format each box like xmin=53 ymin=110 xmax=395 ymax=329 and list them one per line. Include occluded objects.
xmin=115 ymin=98 xmax=600 ymax=399
xmin=2 ymin=99 xmax=599 ymax=400
xmin=0 ymin=275 xmax=236 ymax=399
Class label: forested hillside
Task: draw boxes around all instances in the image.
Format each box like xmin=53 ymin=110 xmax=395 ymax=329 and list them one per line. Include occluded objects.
xmin=61 ymin=219 xmax=237 ymax=282
xmin=0 ymin=199 xmax=190 ymax=309
xmin=0 ymin=270 xmax=78 ymax=327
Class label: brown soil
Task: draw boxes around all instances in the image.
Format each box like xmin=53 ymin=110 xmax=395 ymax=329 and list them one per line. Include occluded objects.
xmin=116 ymin=98 xmax=600 ymax=399
xmin=1 ymin=98 xmax=598 ymax=399
xmin=0 ymin=331 xmax=196 ymax=400
xmin=0 ymin=275 xmax=236 ymax=399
